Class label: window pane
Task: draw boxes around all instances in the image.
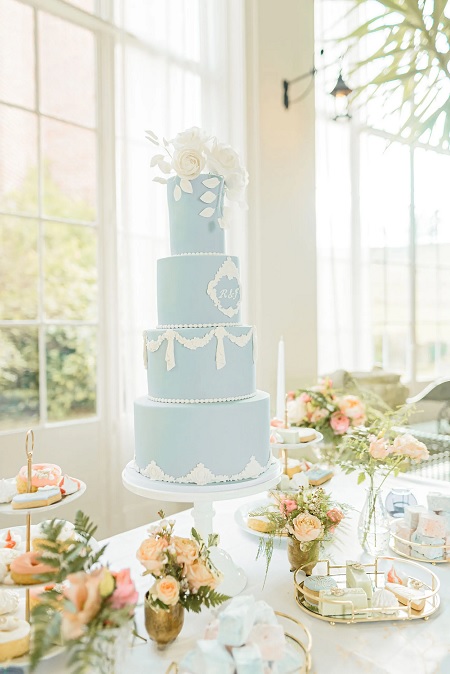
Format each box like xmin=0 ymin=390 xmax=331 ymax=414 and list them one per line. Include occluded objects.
xmin=46 ymin=325 xmax=96 ymax=422
xmin=44 ymin=221 xmax=97 ymax=321
xmin=39 ymin=12 xmax=96 ymax=128
xmin=41 ymin=117 xmax=96 ymax=221
xmin=0 ymin=326 xmax=39 ymax=430
xmin=0 ymin=104 xmax=38 ymax=214
xmin=0 ymin=0 xmax=35 ymax=109
xmin=0 ymin=216 xmax=38 ymax=320
xmin=65 ymin=0 xmax=96 ymax=12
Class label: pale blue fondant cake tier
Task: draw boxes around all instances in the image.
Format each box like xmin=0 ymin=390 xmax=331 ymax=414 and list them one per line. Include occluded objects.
xmin=145 ymin=325 xmax=256 ymax=401
xmin=157 ymin=254 xmax=241 ymax=327
xmin=168 ymin=173 xmax=225 ymax=254
xmin=134 ymin=391 xmax=271 ymax=484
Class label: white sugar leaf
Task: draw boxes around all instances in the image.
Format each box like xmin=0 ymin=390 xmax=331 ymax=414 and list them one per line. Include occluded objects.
xmin=153 ymin=177 xmax=168 ymax=184
xmin=180 ymin=178 xmax=193 ymax=194
xmin=163 ymin=137 xmax=169 ymax=147
xmin=200 ymin=191 xmax=217 ymax=204
xmin=199 ymin=207 xmax=215 ymax=218
xmin=174 ymin=184 xmax=182 ymax=201
xmin=158 ymin=160 xmax=172 ymax=174
xmin=145 ymin=129 xmax=158 ymax=141
xmin=150 ymin=154 xmax=165 ymax=167
xmin=202 ymin=177 xmax=220 ymax=188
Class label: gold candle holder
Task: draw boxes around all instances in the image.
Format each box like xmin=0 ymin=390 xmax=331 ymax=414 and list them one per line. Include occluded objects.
xmin=24 ymin=429 xmax=34 ymax=622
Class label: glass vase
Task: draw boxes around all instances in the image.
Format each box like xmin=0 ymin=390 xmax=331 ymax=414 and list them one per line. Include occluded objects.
xmin=90 ymin=624 xmax=131 ymax=674
xmin=358 ymin=483 xmax=390 ymax=556
xmin=144 ymin=592 xmax=184 ymax=650
xmin=287 ymin=538 xmax=320 ymax=575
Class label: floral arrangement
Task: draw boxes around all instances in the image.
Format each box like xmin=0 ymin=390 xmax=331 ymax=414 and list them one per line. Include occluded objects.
xmin=137 ymin=512 xmax=228 ymax=613
xmin=146 ymin=127 xmax=248 ymax=219
xmin=30 ymin=513 xmax=138 ymax=674
xmin=285 ymin=378 xmax=374 ymax=444
xmin=251 ymin=487 xmax=346 ymax=577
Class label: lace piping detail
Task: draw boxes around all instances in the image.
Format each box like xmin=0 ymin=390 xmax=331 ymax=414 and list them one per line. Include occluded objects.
xmin=132 ymin=455 xmax=271 ymax=485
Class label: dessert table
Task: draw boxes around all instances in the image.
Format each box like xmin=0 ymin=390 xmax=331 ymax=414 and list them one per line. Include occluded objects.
xmin=32 ymin=470 xmax=450 ymax=674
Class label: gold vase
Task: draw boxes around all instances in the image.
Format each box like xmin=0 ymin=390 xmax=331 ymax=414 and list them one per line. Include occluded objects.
xmin=287 ymin=538 xmax=320 ymax=575
xmin=144 ymin=592 xmax=184 ymax=649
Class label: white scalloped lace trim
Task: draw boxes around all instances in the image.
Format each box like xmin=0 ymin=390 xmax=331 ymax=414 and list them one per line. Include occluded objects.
xmin=157 ymin=322 xmax=240 ymax=329
xmin=148 ymin=392 xmax=256 ymax=404
xmin=133 ymin=455 xmax=271 ymax=485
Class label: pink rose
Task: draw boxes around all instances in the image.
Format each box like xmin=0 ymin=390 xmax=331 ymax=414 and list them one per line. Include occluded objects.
xmin=286 ymin=391 xmax=296 ymax=402
xmin=136 ymin=536 xmax=169 ymax=576
xmin=61 ymin=569 xmax=104 ymax=641
xmin=300 ymin=393 xmax=311 ymax=403
xmin=173 ymin=537 xmax=199 ymax=567
xmin=327 ymin=508 xmax=344 ymax=524
xmin=109 ymin=568 xmax=138 ymax=610
xmin=338 ymin=395 xmax=366 ymax=422
xmin=291 ymin=513 xmax=323 ymax=542
xmin=279 ymin=498 xmax=297 ymax=515
xmin=369 ymin=438 xmax=391 ymax=460
xmin=391 ymin=434 xmax=429 ymax=462
xmin=152 ymin=576 xmax=180 ymax=606
xmin=185 ymin=560 xmax=219 ymax=592
xmin=330 ymin=412 xmax=350 ymax=435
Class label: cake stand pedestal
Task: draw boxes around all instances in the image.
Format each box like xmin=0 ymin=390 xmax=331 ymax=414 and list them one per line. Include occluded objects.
xmin=122 ymin=459 xmax=282 ymax=596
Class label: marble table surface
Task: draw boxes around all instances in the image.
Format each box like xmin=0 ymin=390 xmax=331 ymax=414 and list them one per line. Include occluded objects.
xmin=30 ymin=470 xmax=450 ymax=673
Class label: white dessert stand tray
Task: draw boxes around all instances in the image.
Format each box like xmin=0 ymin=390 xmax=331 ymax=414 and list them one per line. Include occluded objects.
xmin=0 ymin=480 xmax=86 ymax=516
xmin=390 ymin=518 xmax=450 ymax=564
xmin=234 ymin=498 xmax=288 ymax=541
xmin=294 ymin=556 xmax=440 ymax=625
xmin=122 ymin=458 xmax=282 ymax=596
xmin=271 ymin=431 xmax=323 ymax=463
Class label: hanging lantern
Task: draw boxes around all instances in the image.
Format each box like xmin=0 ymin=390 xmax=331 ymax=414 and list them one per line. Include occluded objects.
xmin=330 ymin=73 xmax=352 ymax=120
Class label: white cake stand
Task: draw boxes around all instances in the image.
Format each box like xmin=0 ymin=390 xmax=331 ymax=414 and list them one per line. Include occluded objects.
xmin=122 ymin=458 xmax=282 ymax=596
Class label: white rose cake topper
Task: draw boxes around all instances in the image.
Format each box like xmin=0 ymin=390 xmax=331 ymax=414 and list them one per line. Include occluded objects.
xmin=145 ymin=127 xmax=249 ymax=228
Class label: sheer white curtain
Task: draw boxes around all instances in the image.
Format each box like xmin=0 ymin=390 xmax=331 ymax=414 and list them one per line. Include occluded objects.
xmin=112 ymin=0 xmax=247 ymax=530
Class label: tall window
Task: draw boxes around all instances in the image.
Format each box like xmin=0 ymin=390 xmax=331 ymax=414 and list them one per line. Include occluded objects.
xmin=315 ymin=0 xmax=450 ymax=387
xmin=0 ymin=0 xmax=98 ymax=430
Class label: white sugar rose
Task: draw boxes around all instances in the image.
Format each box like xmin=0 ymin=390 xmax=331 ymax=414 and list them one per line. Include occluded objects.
xmin=208 ymin=141 xmax=242 ymax=178
xmin=287 ymin=396 xmax=307 ymax=425
xmin=152 ymin=576 xmax=180 ymax=606
xmin=172 ymin=147 xmax=205 ymax=180
xmin=171 ymin=126 xmax=210 ymax=150
xmin=391 ymin=434 xmax=429 ymax=462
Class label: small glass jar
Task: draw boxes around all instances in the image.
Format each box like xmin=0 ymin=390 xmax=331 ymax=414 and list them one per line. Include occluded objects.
xmin=385 ymin=488 xmax=417 ymax=518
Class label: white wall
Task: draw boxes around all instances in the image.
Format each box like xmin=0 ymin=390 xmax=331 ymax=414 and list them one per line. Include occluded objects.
xmin=245 ymin=0 xmax=318 ymax=407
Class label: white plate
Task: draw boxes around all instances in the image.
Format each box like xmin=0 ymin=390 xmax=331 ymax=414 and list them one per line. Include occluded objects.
xmin=4 ymin=644 xmax=65 ymax=668
xmin=0 ymin=480 xmax=86 ymax=516
xmin=234 ymin=499 xmax=288 ymax=541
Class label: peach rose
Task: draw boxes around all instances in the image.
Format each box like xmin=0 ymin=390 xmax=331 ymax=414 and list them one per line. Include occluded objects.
xmin=61 ymin=569 xmax=104 ymax=641
xmin=185 ymin=560 xmax=219 ymax=592
xmin=310 ymin=408 xmax=329 ymax=424
xmin=153 ymin=576 xmax=180 ymax=606
xmin=326 ymin=508 xmax=344 ymax=524
xmin=291 ymin=513 xmax=323 ymax=542
xmin=391 ymin=434 xmax=429 ymax=462
xmin=369 ymin=437 xmax=392 ymax=460
xmin=173 ymin=537 xmax=199 ymax=567
xmin=330 ymin=412 xmax=350 ymax=435
xmin=338 ymin=395 xmax=366 ymax=422
xmin=136 ymin=536 xmax=169 ymax=576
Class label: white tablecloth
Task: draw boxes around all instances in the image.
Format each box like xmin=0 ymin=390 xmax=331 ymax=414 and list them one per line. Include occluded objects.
xmin=33 ymin=471 xmax=450 ymax=674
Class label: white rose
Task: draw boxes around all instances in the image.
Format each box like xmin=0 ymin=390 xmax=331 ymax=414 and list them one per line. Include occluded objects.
xmin=171 ymin=126 xmax=210 ymax=150
xmin=172 ymin=147 xmax=205 ymax=180
xmin=208 ymin=141 xmax=242 ymax=178
xmin=224 ymin=169 xmax=249 ymax=203
xmin=287 ymin=397 xmax=307 ymax=425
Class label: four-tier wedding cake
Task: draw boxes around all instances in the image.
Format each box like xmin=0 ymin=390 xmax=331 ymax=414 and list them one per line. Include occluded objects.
xmin=133 ymin=128 xmax=271 ymax=485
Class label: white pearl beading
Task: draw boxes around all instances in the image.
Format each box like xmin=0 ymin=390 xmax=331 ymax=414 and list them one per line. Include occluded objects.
xmin=148 ymin=392 xmax=256 ymax=404
xmin=157 ymin=322 xmax=240 ymax=329
xmin=172 ymin=252 xmax=225 ymax=256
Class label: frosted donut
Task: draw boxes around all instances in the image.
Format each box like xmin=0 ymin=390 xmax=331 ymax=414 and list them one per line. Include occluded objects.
xmin=9 ymin=551 xmax=56 ymax=586
xmin=0 ymin=617 xmax=30 ymax=661
xmin=16 ymin=463 xmax=62 ymax=494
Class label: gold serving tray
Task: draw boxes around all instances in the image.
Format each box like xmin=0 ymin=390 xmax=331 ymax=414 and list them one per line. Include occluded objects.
xmin=294 ymin=556 xmax=440 ymax=625
xmin=390 ymin=519 xmax=450 ymax=564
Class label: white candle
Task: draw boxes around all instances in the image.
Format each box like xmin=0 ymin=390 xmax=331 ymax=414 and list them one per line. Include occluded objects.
xmin=276 ymin=336 xmax=285 ymax=421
